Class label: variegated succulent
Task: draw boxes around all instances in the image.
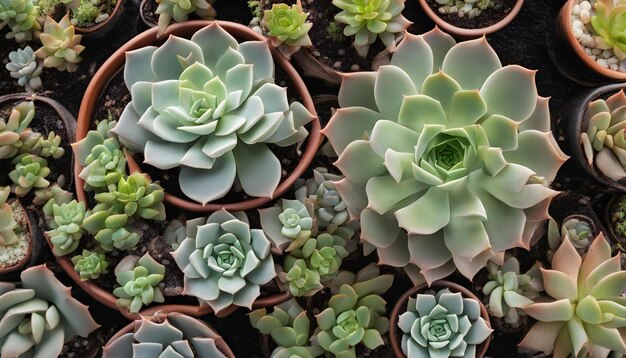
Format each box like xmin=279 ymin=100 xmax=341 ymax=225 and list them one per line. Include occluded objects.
xmin=323 ymin=27 xmax=568 ymax=285
xmin=113 ymin=253 xmax=166 ymax=313
xmin=519 ymin=234 xmax=626 ymax=357
xmin=102 ymin=313 xmax=228 ymax=358
xmin=112 ymin=22 xmax=314 ymax=205
xmin=261 ymin=1 xmax=312 ymax=59
xmin=35 ymin=14 xmax=85 ymax=72
xmin=580 ymin=89 xmax=626 ymax=181
xmin=0 ymin=265 xmax=99 ymax=357
xmin=171 ymin=209 xmax=276 ymax=313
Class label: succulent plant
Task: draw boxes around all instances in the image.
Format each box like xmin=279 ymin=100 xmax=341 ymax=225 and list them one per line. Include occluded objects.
xmin=259 ymin=198 xmax=314 ymax=252
xmin=35 ymin=14 xmax=85 ymax=72
xmin=547 ymin=217 xmax=593 ymax=257
xmin=314 ymin=267 xmax=393 ymax=358
xmin=102 ymin=313 xmax=228 ymax=358
xmin=296 ymin=168 xmax=349 ymax=229
xmin=332 ymin=0 xmax=411 ymax=57
xmin=0 ymin=265 xmax=100 ymax=357
xmin=6 ymin=46 xmax=43 ymax=91
xmin=0 ymin=100 xmax=35 ymax=159
xmin=71 ymin=249 xmax=109 ymax=280
xmin=171 ymin=209 xmax=276 ymax=313
xmin=0 ymin=186 xmax=18 ymax=246
xmin=591 ymin=0 xmax=626 ymax=61
xmin=323 ymin=28 xmax=568 ymax=285
xmin=250 ymin=299 xmax=325 ymax=358
xmin=38 ymin=183 xmax=73 ymax=226
xmin=9 ymin=153 xmax=50 ymax=196
xmin=112 ymin=22 xmax=315 ymax=205
xmin=398 ymin=288 xmax=493 ymax=358
xmin=261 ymin=1 xmax=312 ymax=59
xmin=580 ymin=90 xmax=626 ymax=181
xmin=163 ymin=218 xmax=186 ymax=250
xmin=280 ymin=258 xmax=323 ymax=297
xmin=0 ymin=0 xmax=41 ymax=42
xmin=519 ymin=233 xmax=626 ymax=357
xmin=155 ymin=0 xmax=216 ymax=36
xmin=94 ymin=224 xmax=141 ymax=251
xmin=434 ymin=0 xmax=494 ymax=18
xmin=45 ymin=199 xmax=87 ymax=256
xmin=482 ymin=257 xmax=543 ymax=326
xmin=72 ymin=118 xmax=127 ymax=192
xmin=113 ymin=253 xmax=166 ymax=313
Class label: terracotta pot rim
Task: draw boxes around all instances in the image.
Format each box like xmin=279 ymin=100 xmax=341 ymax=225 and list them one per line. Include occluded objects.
xmin=75 ymin=20 xmax=321 ymax=212
xmin=558 ymin=0 xmax=626 ymax=80
xmin=75 ymin=0 xmax=123 ymax=34
xmin=104 ymin=312 xmax=235 ymax=358
xmin=389 ymin=280 xmax=492 ymax=358
xmin=417 ymin=0 xmax=524 ymax=38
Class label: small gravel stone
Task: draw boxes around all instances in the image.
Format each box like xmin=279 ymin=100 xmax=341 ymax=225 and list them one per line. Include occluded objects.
xmin=592 ymin=48 xmax=602 ymax=55
xmin=574 ymin=27 xmax=584 ymax=39
xmin=333 ymin=61 xmax=342 ymax=68
xmin=611 ymin=64 xmax=619 ymax=71
xmin=573 ymin=4 xmax=581 ymax=15
xmin=580 ymin=9 xmax=590 ymax=23
xmin=609 ymin=57 xmax=619 ymax=64
xmin=603 ymin=50 xmax=613 ymax=58
xmin=338 ymin=49 xmax=345 ymax=55
xmin=350 ymin=64 xmax=360 ymax=71
xmin=580 ymin=0 xmax=591 ymax=11
xmin=312 ymin=50 xmax=320 ymax=57
xmin=597 ymin=58 xmax=609 ymax=68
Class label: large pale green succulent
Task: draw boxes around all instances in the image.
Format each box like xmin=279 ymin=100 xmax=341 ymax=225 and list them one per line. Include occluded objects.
xmin=323 ymin=28 xmax=568 ymax=285
xmin=591 ymin=0 xmax=626 ymax=60
xmin=580 ymin=90 xmax=626 ymax=181
xmin=262 ymin=2 xmax=312 ymax=59
xmin=73 ymin=118 xmax=127 ymax=192
xmin=102 ymin=313 xmax=228 ymax=358
xmin=113 ymin=253 xmax=166 ymax=313
xmin=45 ymin=199 xmax=87 ymax=256
xmin=9 ymin=154 xmax=50 ymax=196
xmin=251 ymin=299 xmax=324 ymax=358
xmin=332 ymin=0 xmax=411 ymax=57
xmin=259 ymin=198 xmax=315 ymax=252
xmin=296 ymin=168 xmax=349 ymax=229
xmin=112 ymin=22 xmax=314 ymax=205
xmin=519 ymin=233 xmax=626 ymax=357
xmin=482 ymin=257 xmax=543 ymax=326
xmin=0 ymin=0 xmax=41 ymax=42
xmin=0 ymin=100 xmax=34 ymax=159
xmin=171 ymin=209 xmax=276 ymax=313
xmin=155 ymin=0 xmax=216 ymax=37
xmin=0 ymin=265 xmax=100 ymax=358
xmin=6 ymin=46 xmax=43 ymax=91
xmin=35 ymin=15 xmax=85 ymax=72
xmin=0 ymin=186 xmax=18 ymax=246
xmin=398 ymin=288 xmax=492 ymax=358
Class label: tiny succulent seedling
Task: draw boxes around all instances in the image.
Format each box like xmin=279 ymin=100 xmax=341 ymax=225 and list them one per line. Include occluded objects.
xmin=9 ymin=153 xmax=51 ymax=196
xmin=0 ymin=100 xmax=35 ymax=160
xmin=0 ymin=186 xmax=18 ymax=246
xmin=259 ymin=198 xmax=315 ymax=252
xmin=261 ymin=1 xmax=312 ymax=59
xmin=38 ymin=183 xmax=73 ymax=225
xmin=581 ymin=89 xmax=626 ymax=181
xmin=6 ymin=46 xmax=43 ymax=91
xmin=591 ymin=0 xmax=626 ymax=60
xmin=519 ymin=234 xmax=626 ymax=357
xmin=547 ymin=217 xmax=593 ymax=258
xmin=0 ymin=0 xmax=41 ymax=42
xmin=296 ymin=168 xmax=349 ymax=229
xmin=45 ymin=199 xmax=88 ymax=256
xmin=398 ymin=288 xmax=493 ymax=358
xmin=0 ymin=265 xmax=100 ymax=357
xmin=155 ymin=0 xmax=216 ymax=36
xmin=332 ymin=0 xmax=411 ymax=57
xmin=113 ymin=253 xmax=166 ymax=313
xmin=71 ymin=249 xmax=109 ymax=280
xmin=35 ymin=14 xmax=85 ymax=72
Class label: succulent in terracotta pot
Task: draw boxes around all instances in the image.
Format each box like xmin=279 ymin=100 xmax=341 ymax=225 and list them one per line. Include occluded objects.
xmin=323 ymin=27 xmax=568 ymax=285
xmin=261 ymin=1 xmax=312 ymax=59
xmin=113 ymin=252 xmax=166 ymax=313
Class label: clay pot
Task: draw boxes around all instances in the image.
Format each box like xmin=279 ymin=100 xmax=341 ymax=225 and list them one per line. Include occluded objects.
xmin=564 ymin=83 xmax=626 ymax=191
xmin=75 ymin=20 xmax=321 ymax=213
xmin=75 ymin=0 xmax=125 ymax=39
xmin=550 ymin=0 xmax=626 ymax=85
xmin=417 ymin=0 xmax=524 ymax=38
xmin=103 ymin=312 xmax=235 ymax=358
xmin=389 ymin=280 xmax=492 ymax=358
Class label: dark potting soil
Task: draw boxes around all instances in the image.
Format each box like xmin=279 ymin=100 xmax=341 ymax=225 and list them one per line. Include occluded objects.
xmin=425 ymin=0 xmax=517 ymax=29
xmin=141 ymin=0 xmax=159 ymax=26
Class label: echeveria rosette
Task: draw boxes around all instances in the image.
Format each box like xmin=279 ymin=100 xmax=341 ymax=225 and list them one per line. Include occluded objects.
xmin=332 ymin=0 xmax=411 ymax=57
xmin=0 ymin=0 xmax=41 ymax=42
xmin=9 ymin=154 xmax=50 ymax=197
xmin=547 ymin=217 xmax=593 ymax=258
xmin=580 ymin=90 xmax=626 ymax=181
xmin=35 ymin=15 xmax=85 ymax=73
xmin=113 ymin=253 xmax=166 ymax=313
xmin=6 ymin=46 xmax=43 ymax=91
xmin=296 ymin=168 xmax=349 ymax=229
xmin=279 ymin=258 xmax=323 ymax=297
xmin=171 ymin=209 xmax=277 ymax=313
xmin=261 ymin=2 xmax=313 ymax=59
xmin=591 ymin=0 xmax=626 ymax=61
xmin=323 ymin=28 xmax=568 ymax=285
xmin=112 ymin=22 xmax=315 ymax=205
xmin=71 ymin=249 xmax=109 ymax=281
xmin=0 ymin=265 xmax=100 ymax=358
xmin=0 ymin=100 xmax=34 ymax=160
xmin=519 ymin=233 xmax=626 ymax=358
xmin=398 ymin=288 xmax=493 ymax=358
xmin=259 ymin=198 xmax=315 ymax=252
xmin=45 ymin=199 xmax=88 ymax=256
xmin=102 ymin=313 xmax=228 ymax=358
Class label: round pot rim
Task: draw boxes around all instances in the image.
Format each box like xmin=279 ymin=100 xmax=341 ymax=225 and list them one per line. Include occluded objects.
xmin=417 ymin=0 xmax=524 ymax=38
xmin=558 ymin=0 xmax=626 ymax=80
xmin=75 ymin=0 xmax=123 ymax=34
xmin=104 ymin=311 xmax=236 ymax=358
xmin=74 ymin=20 xmax=321 ymax=212
xmin=389 ymin=280 xmax=492 ymax=358
xmin=567 ymin=82 xmax=626 ymax=191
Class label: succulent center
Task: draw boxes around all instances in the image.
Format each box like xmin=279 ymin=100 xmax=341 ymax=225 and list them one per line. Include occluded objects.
xmin=16 ymin=300 xmax=60 ymax=343
xmin=426 ymin=319 xmax=452 ymax=341
xmin=337 ymin=310 xmax=360 ymax=334
xmin=430 ymin=137 xmax=466 ymax=171
xmin=279 ymin=208 xmax=301 ymax=228
xmin=209 ymin=233 xmax=245 ymax=276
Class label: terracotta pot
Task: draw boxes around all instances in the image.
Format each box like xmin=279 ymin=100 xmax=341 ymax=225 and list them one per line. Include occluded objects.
xmin=564 ymin=83 xmax=626 ymax=191
xmin=103 ymin=312 xmax=235 ymax=358
xmin=75 ymin=20 xmax=321 ymax=212
xmin=75 ymin=0 xmax=125 ymax=39
xmin=389 ymin=280 xmax=492 ymax=358
xmin=417 ymin=0 xmax=524 ymax=38
xmin=550 ymin=0 xmax=626 ymax=86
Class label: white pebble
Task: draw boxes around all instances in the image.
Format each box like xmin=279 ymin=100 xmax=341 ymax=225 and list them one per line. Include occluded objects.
xmin=573 ymin=19 xmax=583 ymax=29
xmin=581 ymin=1 xmax=591 ymax=11
xmin=312 ymin=50 xmax=321 ymax=57
xmin=580 ymin=9 xmax=590 ymax=23
xmin=338 ymin=49 xmax=345 ymax=55
xmin=609 ymin=57 xmax=619 ymax=64
xmin=611 ymin=64 xmax=619 ymax=71
xmin=590 ymin=55 xmax=597 ymax=60
xmin=586 ymin=48 xmax=592 ymax=55
xmin=592 ymin=48 xmax=602 ymax=55
xmin=333 ymin=61 xmax=342 ymax=68
xmin=574 ymin=27 xmax=584 ymax=39
xmin=597 ymin=58 xmax=609 ymax=68
xmin=603 ymin=49 xmax=612 ymax=58
xmin=573 ymin=4 xmax=580 ymax=15
xmin=350 ymin=64 xmax=360 ymax=71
